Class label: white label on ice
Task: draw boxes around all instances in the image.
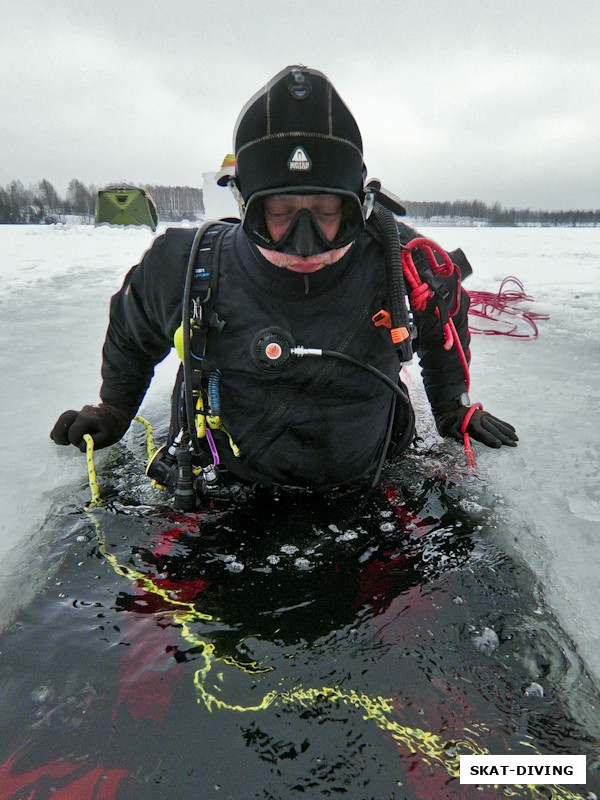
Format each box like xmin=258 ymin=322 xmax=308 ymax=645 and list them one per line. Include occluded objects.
xmin=460 ymin=755 xmax=586 ymax=785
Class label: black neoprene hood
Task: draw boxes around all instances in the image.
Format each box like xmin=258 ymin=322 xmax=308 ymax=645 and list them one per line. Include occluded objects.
xmin=233 ymin=65 xmax=365 ymax=204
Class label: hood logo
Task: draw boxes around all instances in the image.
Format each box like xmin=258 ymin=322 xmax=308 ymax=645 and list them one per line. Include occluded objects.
xmin=288 ymin=146 xmax=312 ymax=172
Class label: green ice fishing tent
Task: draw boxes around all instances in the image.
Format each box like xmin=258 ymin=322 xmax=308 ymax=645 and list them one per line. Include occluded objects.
xmin=95 ymin=184 xmax=159 ymax=231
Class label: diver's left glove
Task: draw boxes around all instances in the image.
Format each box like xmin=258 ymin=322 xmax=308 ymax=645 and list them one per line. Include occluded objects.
xmin=50 ymin=401 xmax=138 ymax=452
xmin=435 ymin=406 xmax=518 ymax=448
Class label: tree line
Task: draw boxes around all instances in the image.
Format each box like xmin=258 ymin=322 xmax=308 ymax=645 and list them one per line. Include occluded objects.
xmin=0 ymin=179 xmax=204 ymax=224
xmin=402 ymin=199 xmax=600 ymax=226
xmin=1 ymin=178 xmax=598 ymax=226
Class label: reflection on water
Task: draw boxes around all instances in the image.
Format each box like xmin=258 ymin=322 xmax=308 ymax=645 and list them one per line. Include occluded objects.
xmin=0 ymin=444 xmax=599 ymax=799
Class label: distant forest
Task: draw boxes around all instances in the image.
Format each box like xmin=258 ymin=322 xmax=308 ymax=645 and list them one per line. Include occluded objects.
xmin=0 ymin=179 xmax=204 ymax=224
xmin=402 ymin=199 xmax=600 ymax=227
xmin=1 ymin=178 xmax=599 ymax=226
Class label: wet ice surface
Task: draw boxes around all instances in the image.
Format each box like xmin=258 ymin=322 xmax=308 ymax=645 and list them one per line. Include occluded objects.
xmin=437 ymin=225 xmax=600 ymax=682
xmin=0 ymin=221 xmax=599 ymax=690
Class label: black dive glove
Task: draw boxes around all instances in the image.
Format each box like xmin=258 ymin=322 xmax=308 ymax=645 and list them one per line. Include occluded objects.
xmin=435 ymin=406 xmax=518 ymax=448
xmin=50 ymin=401 xmax=137 ymax=452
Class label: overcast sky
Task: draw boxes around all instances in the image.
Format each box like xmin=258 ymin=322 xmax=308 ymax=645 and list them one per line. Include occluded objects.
xmin=2 ymin=0 xmax=598 ymax=211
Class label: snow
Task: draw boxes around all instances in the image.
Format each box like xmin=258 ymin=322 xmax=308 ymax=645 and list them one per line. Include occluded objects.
xmin=1 ymin=220 xmax=600 ymax=684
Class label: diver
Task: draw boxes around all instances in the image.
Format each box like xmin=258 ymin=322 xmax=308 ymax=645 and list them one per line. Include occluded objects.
xmin=50 ymin=65 xmax=517 ymax=495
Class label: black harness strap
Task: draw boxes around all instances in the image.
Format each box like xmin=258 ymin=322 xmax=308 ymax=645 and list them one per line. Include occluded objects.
xmin=180 ymin=221 xmax=234 ymax=458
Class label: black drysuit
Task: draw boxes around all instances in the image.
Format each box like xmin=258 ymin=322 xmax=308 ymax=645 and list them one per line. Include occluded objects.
xmin=100 ymin=222 xmax=470 ymax=488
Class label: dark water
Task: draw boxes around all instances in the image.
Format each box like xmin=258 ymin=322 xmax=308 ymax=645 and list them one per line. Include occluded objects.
xmin=1 ymin=444 xmax=599 ymax=800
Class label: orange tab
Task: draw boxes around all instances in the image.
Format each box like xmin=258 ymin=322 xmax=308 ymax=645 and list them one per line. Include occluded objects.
xmin=391 ymin=326 xmax=409 ymax=344
xmin=372 ymin=310 xmax=391 ymax=329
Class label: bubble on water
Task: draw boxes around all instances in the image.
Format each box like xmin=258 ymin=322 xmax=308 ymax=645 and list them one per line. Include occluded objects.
xmin=458 ymin=499 xmax=488 ymax=515
xmin=380 ymin=509 xmax=393 ymax=518
xmin=31 ymin=685 xmax=53 ymax=703
xmin=280 ymin=544 xmax=299 ymax=555
xmin=335 ymin=530 xmax=358 ymax=542
xmin=267 ymin=555 xmax=280 ymax=565
xmin=472 ymin=627 xmax=499 ymax=655
xmin=294 ymin=558 xmax=311 ymax=571
xmin=359 ymin=545 xmax=379 ymax=563
xmin=225 ymin=561 xmax=244 ymax=573
xmin=523 ymin=682 xmax=544 ymax=698
xmin=379 ymin=521 xmax=395 ymax=532
xmin=328 ymin=524 xmax=342 ymax=533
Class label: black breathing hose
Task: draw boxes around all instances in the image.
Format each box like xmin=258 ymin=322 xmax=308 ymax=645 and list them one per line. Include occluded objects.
xmin=371 ymin=203 xmax=413 ymax=362
xmin=317 ymin=349 xmax=409 ymax=403
xmin=300 ymin=348 xmax=407 ymax=488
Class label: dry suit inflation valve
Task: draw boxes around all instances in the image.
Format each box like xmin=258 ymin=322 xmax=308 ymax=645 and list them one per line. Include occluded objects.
xmin=251 ymin=327 xmax=295 ymax=371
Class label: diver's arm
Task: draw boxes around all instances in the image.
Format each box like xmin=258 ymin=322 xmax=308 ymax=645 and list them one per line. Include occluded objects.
xmin=99 ymin=228 xmax=192 ymax=409
xmin=413 ymin=280 xmax=471 ymax=412
xmin=51 ymin=229 xmax=191 ymax=451
xmin=412 ymin=261 xmax=517 ymax=448
xmin=99 ymin=266 xmax=173 ymax=410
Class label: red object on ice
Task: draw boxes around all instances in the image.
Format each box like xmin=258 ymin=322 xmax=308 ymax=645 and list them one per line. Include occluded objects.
xmin=467 ymin=276 xmax=550 ymax=338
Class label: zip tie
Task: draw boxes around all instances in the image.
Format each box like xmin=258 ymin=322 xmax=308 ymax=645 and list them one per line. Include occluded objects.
xmin=205 ymin=427 xmax=220 ymax=465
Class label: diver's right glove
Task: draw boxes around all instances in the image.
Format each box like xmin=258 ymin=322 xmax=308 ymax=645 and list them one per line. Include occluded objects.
xmin=50 ymin=401 xmax=138 ymax=452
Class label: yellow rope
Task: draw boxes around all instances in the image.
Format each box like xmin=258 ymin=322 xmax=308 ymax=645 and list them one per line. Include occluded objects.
xmin=194 ymin=391 xmax=240 ymax=458
xmin=83 ymin=416 xmax=157 ymax=506
xmin=83 ymin=434 xmax=102 ymax=507
xmin=83 ymin=505 xmax=588 ymax=800
xmin=133 ymin=415 xmax=157 ymax=461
